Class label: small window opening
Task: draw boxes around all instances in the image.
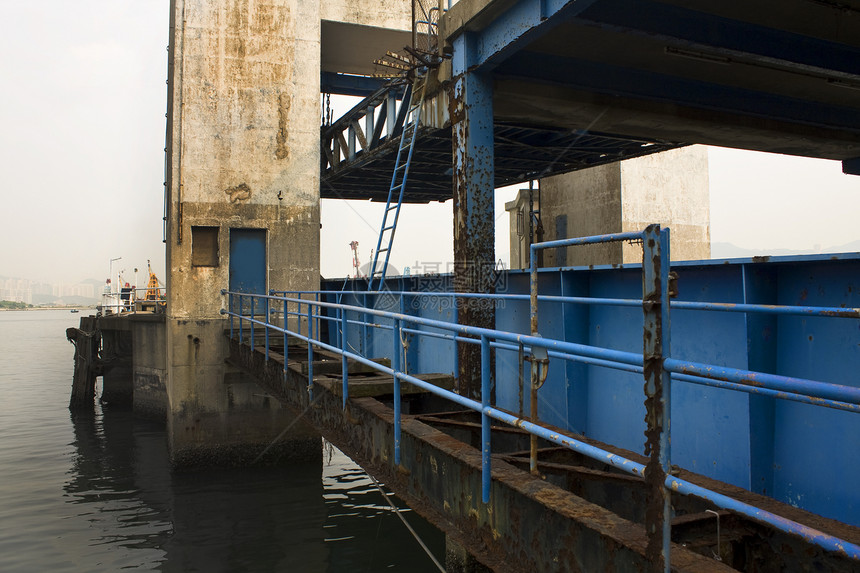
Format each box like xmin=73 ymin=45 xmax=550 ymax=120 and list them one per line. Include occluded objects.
xmin=192 ymin=226 xmax=219 ymax=267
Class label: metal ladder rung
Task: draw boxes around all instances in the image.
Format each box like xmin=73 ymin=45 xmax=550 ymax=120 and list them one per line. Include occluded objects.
xmin=368 ymin=68 xmax=428 ymax=291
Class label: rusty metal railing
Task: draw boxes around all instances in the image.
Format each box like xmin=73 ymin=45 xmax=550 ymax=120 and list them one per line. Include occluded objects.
xmin=223 ymin=226 xmax=860 ymax=569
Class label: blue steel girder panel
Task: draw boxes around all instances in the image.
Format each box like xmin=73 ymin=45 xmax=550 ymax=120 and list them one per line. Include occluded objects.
xmin=410 ymin=294 xmax=458 ymax=377
xmin=771 ymin=262 xmax=860 ymax=526
xmin=320 ymin=253 xmax=860 ymax=525
xmin=669 ymin=266 xmax=751 ymax=487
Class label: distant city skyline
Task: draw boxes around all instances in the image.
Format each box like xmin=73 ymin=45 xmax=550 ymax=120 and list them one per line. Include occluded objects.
xmin=0 ymin=276 xmax=103 ymax=304
xmin=2 ymin=3 xmax=858 ymax=286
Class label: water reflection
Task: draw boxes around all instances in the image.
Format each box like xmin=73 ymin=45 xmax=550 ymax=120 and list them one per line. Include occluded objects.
xmin=65 ymin=406 xmax=442 ymax=572
xmin=65 ymin=408 xmax=173 ymax=569
xmin=0 ymin=311 xmax=442 ymax=572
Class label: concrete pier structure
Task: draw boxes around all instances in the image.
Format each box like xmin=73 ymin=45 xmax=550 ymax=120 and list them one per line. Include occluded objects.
xmin=161 ymin=0 xmax=410 ymax=465
xmin=130 ymin=314 xmax=168 ymax=419
xmin=67 ymin=0 xmax=860 ymax=569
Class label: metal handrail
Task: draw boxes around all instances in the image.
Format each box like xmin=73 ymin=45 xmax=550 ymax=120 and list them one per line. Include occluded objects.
xmin=223 ymin=227 xmax=859 ymax=564
xmin=222 ymin=289 xmax=860 ymax=561
xmin=272 ymin=289 xmax=860 ymax=319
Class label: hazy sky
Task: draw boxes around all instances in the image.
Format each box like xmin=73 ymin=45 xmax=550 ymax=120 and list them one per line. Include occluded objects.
xmin=2 ymin=2 xmax=858 ymax=284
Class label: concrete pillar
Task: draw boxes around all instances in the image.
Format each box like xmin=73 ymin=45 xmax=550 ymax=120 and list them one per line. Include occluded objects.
xmin=451 ymin=32 xmax=496 ymax=400
xmin=509 ymin=146 xmax=710 ymax=268
xmin=164 ymin=0 xmax=322 ymax=466
xmin=99 ymin=315 xmax=134 ymax=407
xmin=131 ymin=314 xmax=168 ymax=419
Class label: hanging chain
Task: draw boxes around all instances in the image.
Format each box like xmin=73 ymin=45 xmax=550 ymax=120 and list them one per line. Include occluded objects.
xmin=324 ymin=93 xmax=333 ymax=127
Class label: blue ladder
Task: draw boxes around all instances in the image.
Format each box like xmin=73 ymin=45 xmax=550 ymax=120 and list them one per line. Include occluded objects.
xmin=367 ymin=69 xmax=428 ymax=291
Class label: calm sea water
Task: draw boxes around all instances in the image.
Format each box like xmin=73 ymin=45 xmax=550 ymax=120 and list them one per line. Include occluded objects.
xmin=0 ymin=310 xmax=444 ymax=572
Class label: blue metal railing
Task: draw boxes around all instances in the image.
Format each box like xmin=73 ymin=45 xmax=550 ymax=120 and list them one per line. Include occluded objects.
xmin=223 ymin=226 xmax=860 ymax=566
xmin=267 ymin=297 xmax=859 ymax=413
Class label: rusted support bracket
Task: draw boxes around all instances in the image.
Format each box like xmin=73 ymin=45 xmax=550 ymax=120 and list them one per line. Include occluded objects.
xmin=525 ymin=349 xmax=549 ymax=475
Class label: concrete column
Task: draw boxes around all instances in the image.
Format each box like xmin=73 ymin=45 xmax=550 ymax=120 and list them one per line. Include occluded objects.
xmin=451 ymin=32 xmax=495 ymax=400
xmin=528 ymin=146 xmax=709 ymax=268
xmin=164 ymin=0 xmax=321 ymax=466
xmin=131 ymin=314 xmax=168 ymax=419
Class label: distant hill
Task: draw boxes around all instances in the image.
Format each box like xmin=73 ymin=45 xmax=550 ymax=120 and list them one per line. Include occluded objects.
xmin=829 ymin=239 xmax=860 ymax=253
xmin=712 ymin=240 xmax=860 ymax=260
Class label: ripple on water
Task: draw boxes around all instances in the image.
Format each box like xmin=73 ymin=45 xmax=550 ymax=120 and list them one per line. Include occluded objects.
xmin=0 ymin=311 xmax=444 ymax=572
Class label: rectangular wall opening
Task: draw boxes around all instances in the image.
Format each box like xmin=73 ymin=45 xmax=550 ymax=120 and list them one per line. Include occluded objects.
xmin=191 ymin=226 xmax=219 ymax=267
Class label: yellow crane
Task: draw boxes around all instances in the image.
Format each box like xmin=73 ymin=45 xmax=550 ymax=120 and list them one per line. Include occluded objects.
xmin=144 ymin=260 xmax=162 ymax=301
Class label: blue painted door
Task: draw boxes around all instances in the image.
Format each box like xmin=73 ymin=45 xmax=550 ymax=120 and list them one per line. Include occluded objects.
xmin=229 ymin=229 xmax=266 ymax=294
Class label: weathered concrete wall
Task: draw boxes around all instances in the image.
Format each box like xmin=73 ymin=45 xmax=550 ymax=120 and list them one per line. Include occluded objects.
xmin=130 ymin=314 xmax=168 ymax=419
xmin=99 ymin=315 xmax=134 ymax=407
xmin=537 ymin=165 xmax=623 ymax=268
xmin=161 ymin=0 xmax=418 ymax=465
xmin=321 ymin=0 xmax=411 ymax=29
xmin=165 ymin=0 xmax=323 ymax=464
xmin=619 ymin=146 xmax=711 ymax=263
xmin=511 ymin=146 xmax=710 ymax=268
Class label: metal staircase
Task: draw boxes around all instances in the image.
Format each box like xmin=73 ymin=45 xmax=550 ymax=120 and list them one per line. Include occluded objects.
xmin=367 ymin=68 xmax=428 ymax=291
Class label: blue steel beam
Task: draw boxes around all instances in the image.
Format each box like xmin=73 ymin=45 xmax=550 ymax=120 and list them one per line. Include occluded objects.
xmin=320 ymin=72 xmax=390 ymax=97
xmin=480 ymin=335 xmax=492 ymax=503
xmin=452 ymin=31 xmax=497 ymax=399
xmin=743 ymin=265 xmax=778 ymax=498
xmin=446 ymin=0 xmax=601 ymax=70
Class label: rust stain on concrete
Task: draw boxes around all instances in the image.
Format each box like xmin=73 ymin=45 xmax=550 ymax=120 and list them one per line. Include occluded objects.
xmin=276 ymin=92 xmax=291 ymax=160
xmin=225 ymin=182 xmax=252 ymax=203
